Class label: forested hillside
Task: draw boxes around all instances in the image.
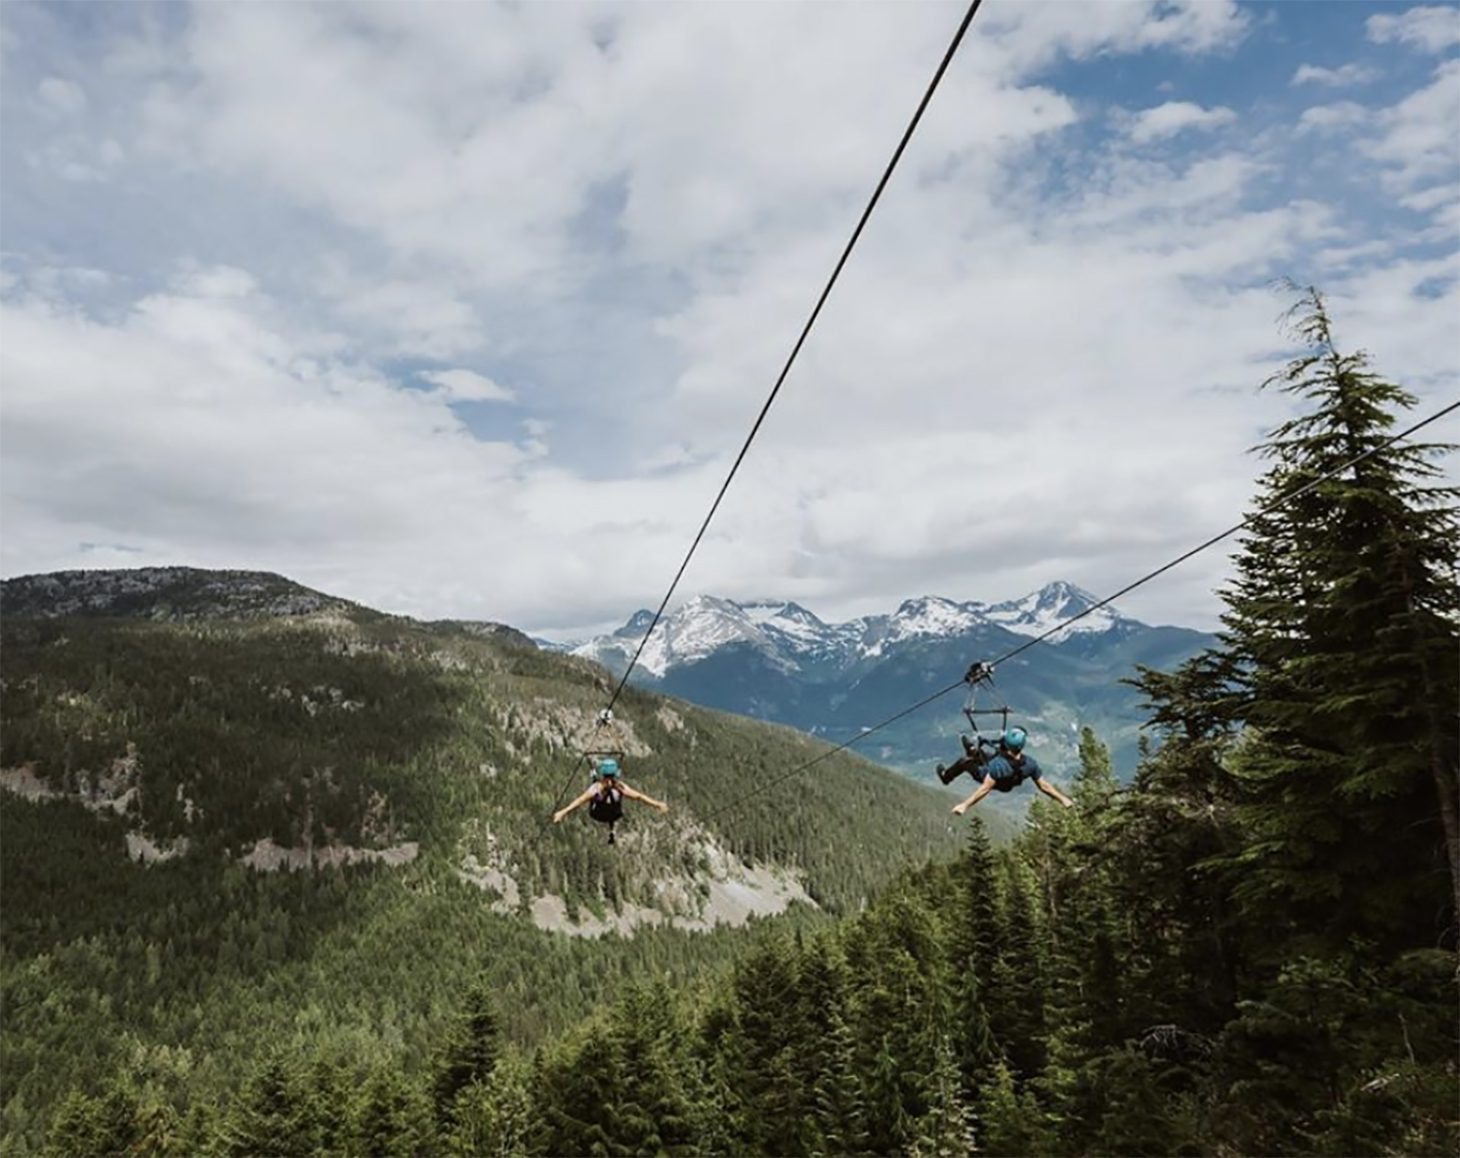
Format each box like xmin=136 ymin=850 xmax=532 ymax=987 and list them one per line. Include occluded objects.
xmin=38 ymin=729 xmax=1458 ymax=1157
xmin=0 ymin=600 xmax=971 ymax=1151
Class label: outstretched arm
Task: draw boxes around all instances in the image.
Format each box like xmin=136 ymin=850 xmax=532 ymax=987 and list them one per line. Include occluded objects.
xmin=952 ymin=777 xmax=996 ymax=816
xmin=553 ymin=786 xmax=597 ymax=824
xmin=618 ymin=782 xmax=669 ymax=813
xmin=1035 ymin=778 xmax=1074 ymax=809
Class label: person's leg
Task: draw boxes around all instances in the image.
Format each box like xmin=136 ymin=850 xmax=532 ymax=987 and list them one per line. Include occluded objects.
xmin=937 ymin=754 xmax=982 ymax=784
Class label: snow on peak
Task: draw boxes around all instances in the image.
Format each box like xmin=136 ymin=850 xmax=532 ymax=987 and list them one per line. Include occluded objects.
xmin=983 ymin=581 xmax=1122 ymax=640
xmin=602 ymin=595 xmax=797 ymax=677
xmin=613 ymin=609 xmax=657 ymax=639
xmin=887 ymin=595 xmax=985 ymax=641
xmin=738 ymin=600 xmax=835 ymax=653
xmin=573 ymin=582 xmax=1136 ymax=677
xmin=740 ymin=599 xmax=823 ymax=628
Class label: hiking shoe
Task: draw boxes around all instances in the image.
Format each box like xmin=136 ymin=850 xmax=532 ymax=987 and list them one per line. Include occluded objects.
xmin=961 ymin=734 xmax=977 ymax=755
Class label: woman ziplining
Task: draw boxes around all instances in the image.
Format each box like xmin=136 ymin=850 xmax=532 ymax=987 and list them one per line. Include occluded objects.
xmin=551 ymin=710 xmax=669 ymax=844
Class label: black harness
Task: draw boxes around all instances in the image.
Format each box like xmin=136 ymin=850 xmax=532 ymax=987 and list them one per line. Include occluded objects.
xmin=588 ymin=782 xmax=623 ymax=824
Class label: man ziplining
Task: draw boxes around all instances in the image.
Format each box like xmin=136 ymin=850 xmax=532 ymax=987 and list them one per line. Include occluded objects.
xmin=938 ymin=724 xmax=1074 ymax=814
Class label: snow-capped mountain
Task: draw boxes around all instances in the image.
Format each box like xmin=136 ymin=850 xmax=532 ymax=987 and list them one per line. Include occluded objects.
xmin=573 ymin=595 xmax=869 ymax=676
xmin=573 ymin=582 xmax=1137 ymax=676
xmin=569 ymin=582 xmax=1211 ymax=779
xmin=982 ymin=580 xmax=1129 ymax=639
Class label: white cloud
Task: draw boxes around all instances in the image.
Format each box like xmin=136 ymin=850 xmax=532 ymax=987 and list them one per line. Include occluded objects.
xmin=1291 ymin=62 xmax=1379 ymax=87
xmin=981 ymin=0 xmax=1250 ymax=75
xmin=0 ymin=273 xmax=544 ymax=597
xmin=1126 ymin=101 xmax=1238 ymax=143
xmin=36 ymin=75 xmax=85 ymax=114
xmin=1297 ymin=101 xmax=1373 ymax=133
xmin=1365 ymin=59 xmax=1460 ymax=191
xmin=1367 ymin=5 xmax=1460 ymax=53
xmin=419 ymin=369 xmax=515 ymax=403
xmin=0 ymin=0 xmax=1454 ymax=638
xmin=1402 ymin=185 xmax=1457 ymax=213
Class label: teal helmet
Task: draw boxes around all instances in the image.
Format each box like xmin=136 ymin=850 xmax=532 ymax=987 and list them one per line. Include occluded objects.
xmin=1002 ymin=727 xmax=1028 ymax=753
xmin=594 ymin=758 xmax=620 ymax=780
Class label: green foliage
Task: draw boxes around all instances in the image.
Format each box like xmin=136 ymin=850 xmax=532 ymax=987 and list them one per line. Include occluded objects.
xmin=431 ymin=981 xmax=501 ymax=1127
xmin=974 ymin=1058 xmax=1052 ymax=1157
xmin=1217 ymin=287 xmax=1459 ymax=954
xmin=2 ymin=607 xmax=966 ymax=1150
xmin=440 ymin=1055 xmax=538 ymax=1157
xmin=352 ymin=1065 xmax=435 ymax=1158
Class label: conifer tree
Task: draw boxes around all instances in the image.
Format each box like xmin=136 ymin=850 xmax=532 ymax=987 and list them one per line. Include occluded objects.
xmin=443 ymin=1058 xmax=538 ymax=1158
xmin=302 ymin=1053 xmax=354 ymax=1156
xmin=431 ymin=981 xmax=502 ymax=1128
xmin=983 ymin=862 xmax=1048 ymax=1079
xmin=605 ymin=981 xmax=696 ymax=1154
xmin=353 ymin=1066 xmax=435 ymax=1158
xmin=945 ymin=821 xmax=1000 ymax=1092
xmin=1123 ymin=654 xmax=1246 ymax=1022
xmin=973 ymin=1058 xmax=1051 ymax=1157
xmin=718 ymin=934 xmax=810 ymax=1152
xmin=908 ymin=1034 xmax=975 ymax=1158
xmin=224 ymin=1053 xmax=315 ymax=1157
xmin=534 ymin=1027 xmax=620 ymax=1157
xmin=796 ymin=936 xmax=867 ymax=1155
xmin=43 ymin=1085 xmax=139 ymax=1158
xmin=1220 ymin=287 xmax=1459 ymax=951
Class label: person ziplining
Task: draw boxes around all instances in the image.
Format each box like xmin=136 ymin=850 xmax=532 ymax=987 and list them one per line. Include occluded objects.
xmin=935 ymin=664 xmax=1074 ymax=815
xmin=551 ymin=711 xmax=669 ymax=844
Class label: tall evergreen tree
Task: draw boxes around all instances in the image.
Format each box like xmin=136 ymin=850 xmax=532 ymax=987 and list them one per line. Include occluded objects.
xmin=1122 ymin=658 xmax=1246 ymax=1026
xmin=605 ymin=981 xmax=696 ymax=1154
xmin=944 ymin=821 xmax=1001 ymax=1093
xmin=43 ymin=1085 xmax=139 ymax=1158
xmin=983 ymin=861 xmax=1048 ymax=1079
xmin=224 ymin=1053 xmax=316 ymax=1157
xmin=718 ymin=934 xmax=811 ymax=1153
xmin=973 ymin=1058 xmax=1052 ymax=1157
xmin=795 ymin=936 xmax=867 ymax=1155
xmin=909 ymin=1034 xmax=975 ymax=1158
xmin=353 ymin=1066 xmax=435 ymax=1158
xmin=431 ymin=981 xmax=502 ymax=1128
xmin=442 ymin=1055 xmax=538 ymax=1158
xmin=1219 ymin=287 xmax=1459 ymax=952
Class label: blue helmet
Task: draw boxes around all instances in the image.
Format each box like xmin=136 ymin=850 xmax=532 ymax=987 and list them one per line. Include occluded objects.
xmin=1002 ymin=727 xmax=1028 ymax=753
xmin=593 ymin=758 xmax=620 ymax=780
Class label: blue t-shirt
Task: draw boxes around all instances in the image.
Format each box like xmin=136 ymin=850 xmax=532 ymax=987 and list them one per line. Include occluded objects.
xmin=980 ymin=752 xmax=1042 ymax=790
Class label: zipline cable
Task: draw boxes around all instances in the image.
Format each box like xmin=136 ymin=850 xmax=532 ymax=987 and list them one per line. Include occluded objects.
xmin=542 ymin=0 xmax=986 ymax=826
xmin=602 ymin=0 xmax=985 ymax=718
xmin=699 ymin=396 xmax=1460 ymax=823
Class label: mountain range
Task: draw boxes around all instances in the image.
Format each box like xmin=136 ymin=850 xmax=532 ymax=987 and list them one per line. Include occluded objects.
xmin=1 ymin=567 xmax=1216 ymax=792
xmin=562 ymin=582 xmax=1217 ymax=782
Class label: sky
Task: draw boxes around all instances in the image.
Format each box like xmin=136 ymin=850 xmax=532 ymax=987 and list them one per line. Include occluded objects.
xmin=2 ymin=0 xmax=1457 ymax=639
